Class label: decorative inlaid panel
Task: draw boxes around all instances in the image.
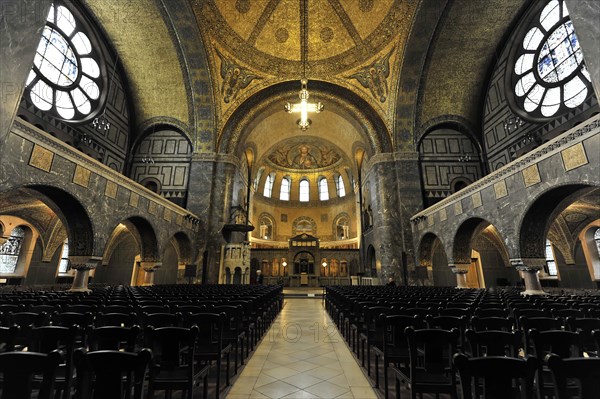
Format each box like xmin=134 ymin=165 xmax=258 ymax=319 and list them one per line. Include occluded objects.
xmin=561 ymin=143 xmax=588 ymax=171
xmin=29 ymin=145 xmax=54 ymax=172
xmin=471 ymin=192 xmax=482 ymax=208
xmin=494 ymin=180 xmax=508 ymax=199
xmin=105 ymin=181 xmax=118 ymax=199
xmin=73 ymin=166 xmax=91 ymax=188
xmin=163 ymin=208 xmax=172 ymax=222
xmin=129 ymin=192 xmax=140 ymax=208
xmin=439 ymin=208 xmax=447 ymax=222
xmin=148 ymin=201 xmax=158 ymax=216
xmin=522 ymin=164 xmax=541 ymax=187
xmin=454 ymin=201 xmax=463 ymax=215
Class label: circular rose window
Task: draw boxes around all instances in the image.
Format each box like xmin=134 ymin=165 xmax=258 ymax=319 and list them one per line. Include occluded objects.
xmin=512 ymin=0 xmax=591 ymax=118
xmin=26 ymin=4 xmax=103 ymax=121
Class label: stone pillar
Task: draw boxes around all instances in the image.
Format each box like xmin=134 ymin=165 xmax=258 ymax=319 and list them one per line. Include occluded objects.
xmin=362 ymin=153 xmax=423 ymax=284
xmin=187 ymin=154 xmax=238 ymax=283
xmin=140 ymin=261 xmax=161 ymax=286
xmin=0 ymin=1 xmax=52 ymax=148
xmin=512 ymin=258 xmax=547 ymax=296
xmin=567 ymin=1 xmax=600 ymax=98
xmin=69 ymin=256 xmax=100 ymax=292
xmin=451 ymin=265 xmax=470 ymax=289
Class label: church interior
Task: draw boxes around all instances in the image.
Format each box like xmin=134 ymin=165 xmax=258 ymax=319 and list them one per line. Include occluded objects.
xmin=0 ymin=0 xmax=599 ymax=398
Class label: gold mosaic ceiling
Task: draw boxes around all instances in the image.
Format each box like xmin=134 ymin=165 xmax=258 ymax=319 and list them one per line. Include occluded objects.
xmin=194 ymin=0 xmax=413 ymax=78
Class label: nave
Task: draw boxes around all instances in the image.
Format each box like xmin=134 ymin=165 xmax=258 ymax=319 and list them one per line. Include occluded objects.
xmin=226 ymin=295 xmax=378 ymax=399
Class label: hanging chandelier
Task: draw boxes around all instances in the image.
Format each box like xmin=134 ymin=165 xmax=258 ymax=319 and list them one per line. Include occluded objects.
xmin=284 ymin=0 xmax=323 ymax=130
xmin=285 ymin=79 xmax=323 ymax=130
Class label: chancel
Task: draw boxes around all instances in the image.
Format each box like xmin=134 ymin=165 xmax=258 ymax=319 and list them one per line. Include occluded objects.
xmin=0 ymin=0 xmax=599 ymax=398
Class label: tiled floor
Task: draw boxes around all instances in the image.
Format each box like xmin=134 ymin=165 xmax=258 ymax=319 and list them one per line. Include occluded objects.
xmin=225 ymin=298 xmax=378 ymax=399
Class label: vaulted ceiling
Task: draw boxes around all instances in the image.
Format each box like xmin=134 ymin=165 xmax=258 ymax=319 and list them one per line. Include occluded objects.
xmin=83 ymin=0 xmax=529 ymax=156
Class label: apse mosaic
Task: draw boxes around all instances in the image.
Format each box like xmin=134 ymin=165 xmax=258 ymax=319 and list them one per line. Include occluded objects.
xmin=266 ymin=140 xmax=342 ymax=170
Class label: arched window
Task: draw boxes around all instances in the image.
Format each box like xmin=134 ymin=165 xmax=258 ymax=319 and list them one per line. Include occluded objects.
xmin=259 ymin=215 xmax=274 ymax=240
xmin=0 ymin=227 xmax=25 ymax=274
xmin=58 ymin=239 xmax=70 ymax=273
xmin=545 ymin=239 xmax=558 ymax=276
xmin=512 ymin=0 xmax=591 ymax=118
xmin=280 ymin=177 xmax=290 ymax=201
xmin=263 ymin=173 xmax=275 ymax=198
xmin=254 ymin=167 xmax=264 ymax=190
xmin=318 ymin=177 xmax=329 ymax=201
xmin=299 ymin=179 xmax=310 ymax=202
xmin=335 ymin=215 xmax=350 ymax=240
xmin=594 ymin=228 xmax=600 ymax=256
xmin=26 ymin=3 xmax=104 ymax=121
xmin=336 ymin=175 xmax=346 ymax=197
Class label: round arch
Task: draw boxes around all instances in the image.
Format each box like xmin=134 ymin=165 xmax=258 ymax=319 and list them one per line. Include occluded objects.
xmin=519 ymin=184 xmax=598 ymax=259
xmin=218 ymin=80 xmax=392 ymax=157
xmin=168 ymin=231 xmax=194 ymax=264
xmin=6 ymin=185 xmax=96 ymax=257
xmin=417 ymin=232 xmax=446 ymax=268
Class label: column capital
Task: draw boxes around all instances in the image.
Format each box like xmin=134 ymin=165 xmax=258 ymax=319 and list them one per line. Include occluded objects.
xmin=511 ymin=258 xmax=547 ymax=296
xmin=515 ymin=265 xmax=544 ymax=273
xmin=140 ymin=261 xmax=162 ymax=272
xmin=68 ymin=256 xmax=101 ymax=271
xmin=511 ymin=257 xmax=546 ymax=272
xmin=449 ymin=263 xmax=470 ymax=274
xmin=451 ymin=268 xmax=469 ymax=275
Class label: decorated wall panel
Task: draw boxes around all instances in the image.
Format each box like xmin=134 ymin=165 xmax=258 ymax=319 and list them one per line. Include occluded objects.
xmin=419 ymin=128 xmax=482 ymax=206
xmin=131 ymin=129 xmax=192 ymax=207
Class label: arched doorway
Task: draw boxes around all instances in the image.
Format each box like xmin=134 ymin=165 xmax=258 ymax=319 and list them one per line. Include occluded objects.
xmin=293 ymin=251 xmax=315 ymax=275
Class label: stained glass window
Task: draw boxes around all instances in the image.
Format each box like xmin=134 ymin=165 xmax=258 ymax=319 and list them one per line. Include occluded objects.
xmin=594 ymin=228 xmax=600 ymax=257
xmin=513 ymin=0 xmax=591 ymax=118
xmin=58 ymin=240 xmax=70 ymax=273
xmin=27 ymin=4 xmax=103 ymax=121
xmin=263 ymin=173 xmax=274 ymax=198
xmin=0 ymin=227 xmax=25 ymax=274
xmin=299 ymin=179 xmax=310 ymax=202
xmin=319 ymin=178 xmax=329 ymax=201
xmin=336 ymin=175 xmax=346 ymax=197
xmin=280 ymin=177 xmax=290 ymax=201
xmin=545 ymin=239 xmax=558 ymax=276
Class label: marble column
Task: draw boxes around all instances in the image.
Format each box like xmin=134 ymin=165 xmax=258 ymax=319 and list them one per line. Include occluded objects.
xmin=362 ymin=153 xmax=422 ymax=284
xmin=0 ymin=1 xmax=52 ymax=148
xmin=68 ymin=256 xmax=100 ymax=292
xmin=187 ymin=154 xmax=238 ymax=283
xmin=513 ymin=258 xmax=547 ymax=296
xmin=567 ymin=0 xmax=600 ymax=98
xmin=140 ymin=261 xmax=161 ymax=286
xmin=451 ymin=265 xmax=470 ymax=289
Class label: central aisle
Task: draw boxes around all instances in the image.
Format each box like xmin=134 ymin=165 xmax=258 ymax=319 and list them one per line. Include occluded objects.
xmin=226 ymin=298 xmax=378 ymax=399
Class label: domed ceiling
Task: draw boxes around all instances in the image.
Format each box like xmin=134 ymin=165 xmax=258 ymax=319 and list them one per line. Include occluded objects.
xmin=195 ymin=0 xmax=411 ymax=75
xmin=193 ymin=0 xmax=419 ymax=132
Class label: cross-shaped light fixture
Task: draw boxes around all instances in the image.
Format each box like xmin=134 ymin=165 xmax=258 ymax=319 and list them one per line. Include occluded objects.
xmin=285 ymin=79 xmax=323 ymax=130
